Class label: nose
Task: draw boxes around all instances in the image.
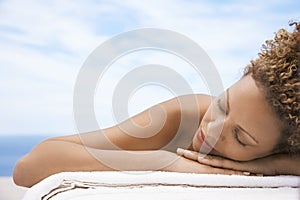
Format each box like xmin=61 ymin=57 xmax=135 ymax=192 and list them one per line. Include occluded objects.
xmin=207 ymin=117 xmax=226 ymax=142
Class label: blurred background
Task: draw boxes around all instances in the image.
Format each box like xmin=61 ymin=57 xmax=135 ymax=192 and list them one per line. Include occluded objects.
xmin=0 ymin=0 xmax=299 ymax=177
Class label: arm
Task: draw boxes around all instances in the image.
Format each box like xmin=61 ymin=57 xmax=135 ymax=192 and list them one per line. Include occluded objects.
xmin=13 ymin=140 xmax=245 ymax=187
xmin=13 ymin=94 xmax=212 ymax=187
xmin=13 ymin=96 xmax=183 ymax=187
xmin=45 ymin=94 xmax=211 ymax=152
xmin=13 ymin=139 xmax=175 ymax=187
xmin=177 ymin=148 xmax=300 ymax=176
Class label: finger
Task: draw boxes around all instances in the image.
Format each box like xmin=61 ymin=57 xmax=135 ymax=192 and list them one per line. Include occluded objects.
xmin=197 ymin=155 xmax=243 ymax=170
xmin=177 ymin=148 xmax=200 ymax=161
xmin=199 ymin=157 xmax=271 ymax=175
xmin=177 ymin=149 xmax=264 ymax=175
xmin=199 ymin=157 xmax=256 ymax=175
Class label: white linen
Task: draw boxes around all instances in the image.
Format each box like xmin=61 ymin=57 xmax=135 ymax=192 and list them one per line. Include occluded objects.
xmin=22 ymin=171 xmax=300 ymax=200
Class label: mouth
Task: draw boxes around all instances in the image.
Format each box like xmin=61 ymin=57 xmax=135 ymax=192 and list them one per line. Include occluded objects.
xmin=197 ymin=128 xmax=216 ymax=152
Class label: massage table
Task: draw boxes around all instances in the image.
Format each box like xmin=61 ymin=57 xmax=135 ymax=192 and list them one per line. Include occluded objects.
xmin=22 ymin=171 xmax=300 ymax=200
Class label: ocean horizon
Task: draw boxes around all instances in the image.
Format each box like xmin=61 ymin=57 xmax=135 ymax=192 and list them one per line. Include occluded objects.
xmin=0 ymin=135 xmax=53 ymax=176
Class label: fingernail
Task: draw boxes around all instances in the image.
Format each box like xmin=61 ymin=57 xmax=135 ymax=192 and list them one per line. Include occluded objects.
xmin=176 ymin=148 xmax=185 ymax=155
xmin=243 ymin=172 xmax=251 ymax=175
xmin=185 ymin=150 xmax=194 ymax=156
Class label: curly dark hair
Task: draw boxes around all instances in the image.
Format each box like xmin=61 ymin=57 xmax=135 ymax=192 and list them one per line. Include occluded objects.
xmin=244 ymin=22 xmax=300 ymax=154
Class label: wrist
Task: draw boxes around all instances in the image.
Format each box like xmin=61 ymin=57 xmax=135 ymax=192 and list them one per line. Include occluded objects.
xmin=158 ymin=150 xmax=179 ymax=171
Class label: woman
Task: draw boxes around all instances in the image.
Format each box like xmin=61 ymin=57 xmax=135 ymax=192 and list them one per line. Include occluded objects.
xmin=14 ymin=22 xmax=300 ymax=187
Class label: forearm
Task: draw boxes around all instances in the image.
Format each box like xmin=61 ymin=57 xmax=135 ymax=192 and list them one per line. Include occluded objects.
xmin=174 ymin=148 xmax=300 ymax=176
xmin=13 ymin=140 xmax=177 ymax=187
xmin=276 ymin=154 xmax=300 ymax=175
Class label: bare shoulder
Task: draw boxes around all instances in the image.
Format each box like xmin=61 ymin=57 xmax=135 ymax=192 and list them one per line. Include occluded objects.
xmin=46 ymin=94 xmax=212 ymax=151
xmin=160 ymin=93 xmax=212 ymax=111
xmin=157 ymin=94 xmax=212 ymax=150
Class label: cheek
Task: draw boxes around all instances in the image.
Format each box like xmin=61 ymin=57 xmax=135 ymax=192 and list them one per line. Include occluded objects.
xmin=205 ymin=119 xmax=226 ymax=144
xmin=219 ymin=134 xmax=226 ymax=142
xmin=217 ymin=143 xmax=260 ymax=161
xmin=212 ymin=130 xmax=253 ymax=161
xmin=212 ymin=132 xmax=229 ymax=154
xmin=229 ymin=152 xmax=258 ymax=161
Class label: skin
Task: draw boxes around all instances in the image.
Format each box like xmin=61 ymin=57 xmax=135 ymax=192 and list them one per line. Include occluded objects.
xmin=192 ymin=75 xmax=283 ymax=161
xmin=13 ymin=75 xmax=300 ymax=188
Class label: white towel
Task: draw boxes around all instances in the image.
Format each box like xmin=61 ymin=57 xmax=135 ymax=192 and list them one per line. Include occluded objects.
xmin=22 ymin=171 xmax=300 ymax=200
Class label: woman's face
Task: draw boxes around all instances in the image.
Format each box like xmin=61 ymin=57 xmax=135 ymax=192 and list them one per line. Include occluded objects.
xmin=192 ymin=75 xmax=283 ymax=161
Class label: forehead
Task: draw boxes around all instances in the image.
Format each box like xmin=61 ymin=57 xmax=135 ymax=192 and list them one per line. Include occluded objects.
xmin=228 ymin=75 xmax=282 ymax=146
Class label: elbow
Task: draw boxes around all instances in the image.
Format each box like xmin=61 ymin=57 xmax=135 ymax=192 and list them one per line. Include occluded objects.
xmin=13 ymin=139 xmax=64 ymax=187
xmin=13 ymin=140 xmax=50 ymax=187
xmin=13 ymin=152 xmax=46 ymax=188
xmin=13 ymin=155 xmax=33 ymax=187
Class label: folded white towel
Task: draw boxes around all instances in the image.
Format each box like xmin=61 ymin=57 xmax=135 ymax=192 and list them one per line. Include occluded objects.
xmin=22 ymin=171 xmax=300 ymax=200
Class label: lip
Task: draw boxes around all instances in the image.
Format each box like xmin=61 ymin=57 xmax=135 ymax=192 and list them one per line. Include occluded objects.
xmin=197 ymin=128 xmax=216 ymax=152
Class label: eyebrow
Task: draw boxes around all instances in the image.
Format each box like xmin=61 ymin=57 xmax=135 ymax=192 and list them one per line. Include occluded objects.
xmin=226 ymin=89 xmax=259 ymax=144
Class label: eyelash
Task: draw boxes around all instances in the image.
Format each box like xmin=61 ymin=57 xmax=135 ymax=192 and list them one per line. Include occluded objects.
xmin=217 ymin=97 xmax=246 ymax=147
xmin=233 ymin=128 xmax=246 ymax=147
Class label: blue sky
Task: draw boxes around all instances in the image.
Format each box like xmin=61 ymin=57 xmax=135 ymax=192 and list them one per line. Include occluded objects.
xmin=0 ymin=0 xmax=299 ymax=135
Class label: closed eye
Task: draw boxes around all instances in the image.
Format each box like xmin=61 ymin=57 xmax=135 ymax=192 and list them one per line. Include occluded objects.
xmin=233 ymin=128 xmax=246 ymax=147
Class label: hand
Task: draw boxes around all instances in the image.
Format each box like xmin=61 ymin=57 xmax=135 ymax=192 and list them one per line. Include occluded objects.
xmin=163 ymin=151 xmax=249 ymax=176
xmin=176 ymin=148 xmax=290 ymax=176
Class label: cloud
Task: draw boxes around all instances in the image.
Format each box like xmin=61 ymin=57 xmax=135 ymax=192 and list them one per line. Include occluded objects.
xmin=0 ymin=0 xmax=299 ymax=134
xmin=120 ymin=0 xmax=300 ymax=83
